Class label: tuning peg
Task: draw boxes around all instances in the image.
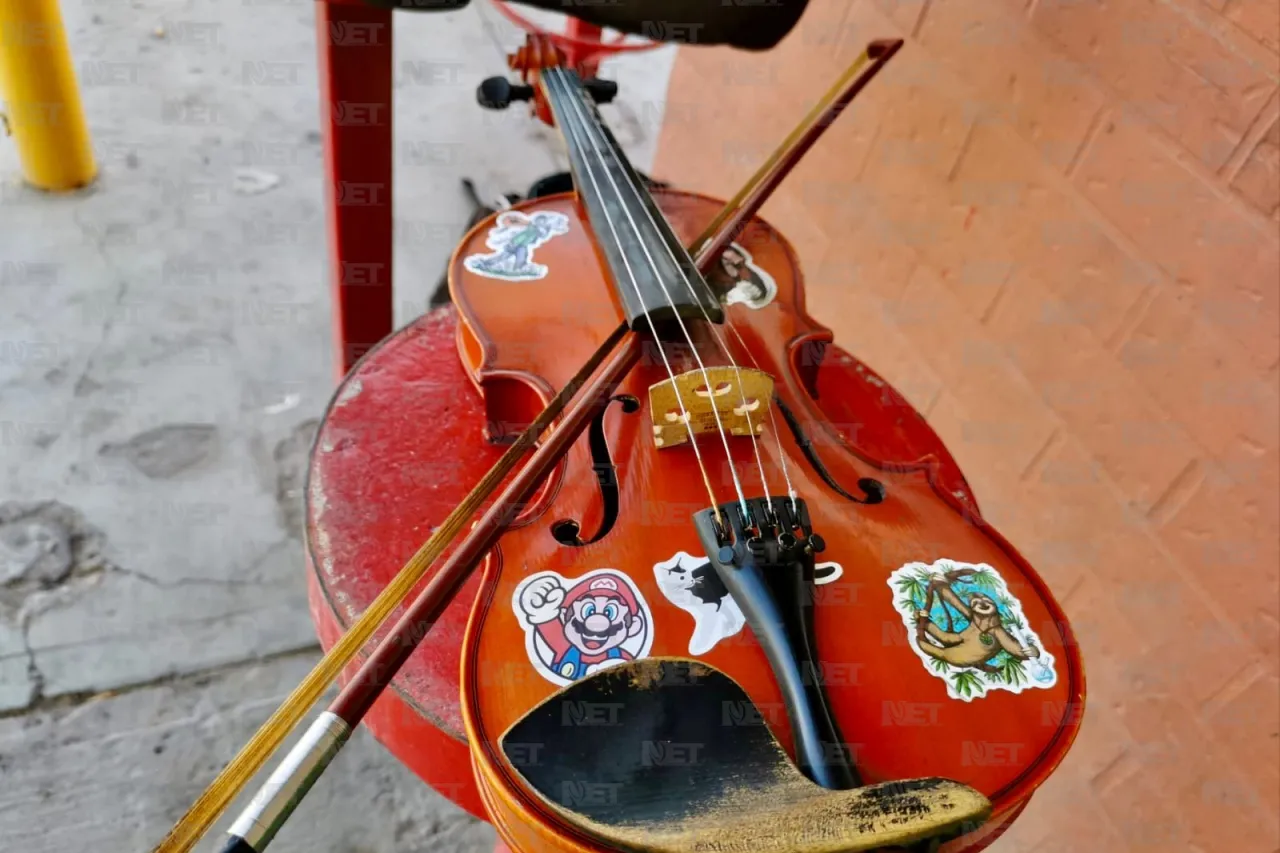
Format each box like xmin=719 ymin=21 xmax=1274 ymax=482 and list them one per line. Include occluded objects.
xmin=582 ymin=78 xmax=618 ymax=105
xmin=477 ymin=76 xmax=534 ymax=110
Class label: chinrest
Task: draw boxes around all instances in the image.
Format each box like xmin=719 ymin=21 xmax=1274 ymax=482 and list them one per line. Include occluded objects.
xmin=500 ymin=659 xmax=991 ymax=853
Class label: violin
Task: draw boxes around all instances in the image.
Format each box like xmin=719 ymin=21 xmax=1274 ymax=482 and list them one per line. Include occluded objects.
xmin=154 ymin=31 xmax=1084 ymax=853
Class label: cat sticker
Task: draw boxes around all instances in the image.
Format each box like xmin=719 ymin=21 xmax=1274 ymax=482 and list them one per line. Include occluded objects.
xmin=655 ymin=551 xmax=843 ymax=655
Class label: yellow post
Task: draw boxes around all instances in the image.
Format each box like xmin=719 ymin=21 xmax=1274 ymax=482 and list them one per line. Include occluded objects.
xmin=0 ymin=0 xmax=96 ymax=191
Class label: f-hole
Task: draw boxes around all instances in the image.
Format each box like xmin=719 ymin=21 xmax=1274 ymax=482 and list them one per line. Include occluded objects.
xmin=551 ymin=394 xmax=641 ymax=546
xmin=775 ymin=396 xmax=886 ymax=505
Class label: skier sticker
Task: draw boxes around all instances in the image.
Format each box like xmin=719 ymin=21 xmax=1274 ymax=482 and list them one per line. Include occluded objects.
xmin=888 ymin=559 xmax=1057 ymax=701
xmin=463 ymin=210 xmax=570 ymax=282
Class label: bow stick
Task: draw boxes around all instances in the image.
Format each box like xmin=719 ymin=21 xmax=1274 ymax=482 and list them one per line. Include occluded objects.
xmin=151 ymin=37 xmax=903 ymax=853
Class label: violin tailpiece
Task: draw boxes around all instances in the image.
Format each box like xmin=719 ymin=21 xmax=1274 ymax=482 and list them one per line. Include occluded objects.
xmin=693 ymin=496 xmax=858 ymax=791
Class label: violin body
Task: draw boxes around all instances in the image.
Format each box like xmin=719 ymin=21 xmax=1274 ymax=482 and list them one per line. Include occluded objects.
xmin=449 ymin=188 xmax=1084 ymax=852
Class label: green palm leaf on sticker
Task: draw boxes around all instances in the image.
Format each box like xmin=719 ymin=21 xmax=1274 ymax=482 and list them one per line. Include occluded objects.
xmin=895 ymin=575 xmax=929 ymax=609
xmin=997 ymin=594 xmax=1017 ymax=613
xmin=968 ymin=568 xmax=1001 ymax=592
xmin=998 ymin=656 xmax=1028 ymax=687
xmin=951 ymin=670 xmax=984 ymax=698
xmin=930 ymin=657 xmax=951 ymax=674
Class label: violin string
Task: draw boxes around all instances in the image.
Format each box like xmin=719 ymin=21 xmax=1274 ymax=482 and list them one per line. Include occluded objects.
xmin=542 ymin=69 xmax=724 ymax=516
xmin=646 ymin=206 xmax=801 ymax=512
xmin=551 ymin=68 xmax=751 ymax=518
xmin=560 ymin=81 xmax=779 ymax=512
xmin=561 ymin=76 xmax=796 ymax=520
xmin=640 ymin=154 xmax=803 ymax=514
xmin=680 ymin=272 xmax=798 ymax=514
xmin=681 ymin=302 xmax=775 ymax=515
xmin=719 ymin=314 xmax=800 ymax=514
xmin=673 ymin=192 xmax=801 ymax=513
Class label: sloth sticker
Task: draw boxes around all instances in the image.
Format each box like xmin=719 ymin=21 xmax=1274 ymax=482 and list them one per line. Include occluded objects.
xmin=888 ymin=559 xmax=1056 ymax=701
xmin=513 ymin=569 xmax=653 ymax=686
xmin=463 ymin=210 xmax=570 ymax=282
xmin=707 ymin=242 xmax=777 ymax=310
xmin=654 ymin=552 xmax=843 ymax=655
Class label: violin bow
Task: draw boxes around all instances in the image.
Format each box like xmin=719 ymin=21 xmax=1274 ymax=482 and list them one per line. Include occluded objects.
xmin=693 ymin=38 xmax=902 ymax=260
xmin=150 ymin=38 xmax=903 ymax=853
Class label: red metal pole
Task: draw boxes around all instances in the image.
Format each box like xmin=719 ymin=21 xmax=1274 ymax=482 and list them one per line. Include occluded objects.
xmin=316 ymin=0 xmax=396 ymax=379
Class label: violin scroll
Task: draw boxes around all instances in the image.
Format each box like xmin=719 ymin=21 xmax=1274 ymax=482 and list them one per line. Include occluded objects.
xmin=477 ymin=33 xmax=619 ymax=122
xmin=507 ymin=32 xmax=563 ymax=75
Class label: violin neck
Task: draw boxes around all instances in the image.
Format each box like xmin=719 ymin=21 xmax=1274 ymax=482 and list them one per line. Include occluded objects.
xmin=540 ymin=68 xmax=722 ymax=332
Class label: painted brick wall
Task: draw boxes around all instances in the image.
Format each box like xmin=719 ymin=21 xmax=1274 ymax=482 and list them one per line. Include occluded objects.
xmin=653 ymin=1 xmax=1279 ymax=849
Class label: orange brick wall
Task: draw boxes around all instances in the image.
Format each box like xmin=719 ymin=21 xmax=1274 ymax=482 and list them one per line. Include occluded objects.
xmin=654 ymin=1 xmax=1279 ymax=849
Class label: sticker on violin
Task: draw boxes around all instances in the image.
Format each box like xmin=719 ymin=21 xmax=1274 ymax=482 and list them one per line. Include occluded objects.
xmin=463 ymin=210 xmax=571 ymax=282
xmin=655 ymin=552 xmax=843 ymax=655
xmin=888 ymin=559 xmax=1057 ymax=701
xmin=707 ymin=242 xmax=777 ymax=310
xmin=513 ymin=569 xmax=654 ymax=686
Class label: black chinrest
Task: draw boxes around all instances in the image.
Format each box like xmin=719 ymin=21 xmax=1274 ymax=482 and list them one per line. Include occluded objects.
xmin=500 ymin=659 xmax=991 ymax=853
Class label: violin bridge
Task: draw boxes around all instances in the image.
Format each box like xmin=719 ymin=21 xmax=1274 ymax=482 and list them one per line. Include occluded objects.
xmin=648 ymin=367 xmax=774 ymax=449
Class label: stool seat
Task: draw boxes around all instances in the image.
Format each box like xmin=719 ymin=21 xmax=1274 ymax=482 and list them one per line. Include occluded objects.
xmin=306 ymin=307 xmax=503 ymax=818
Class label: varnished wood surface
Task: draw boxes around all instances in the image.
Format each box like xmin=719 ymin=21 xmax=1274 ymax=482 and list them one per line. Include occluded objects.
xmin=450 ymin=190 xmax=1084 ymax=851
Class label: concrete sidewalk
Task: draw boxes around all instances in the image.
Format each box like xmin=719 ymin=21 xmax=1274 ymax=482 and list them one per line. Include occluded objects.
xmin=0 ymin=1 xmax=673 ymax=849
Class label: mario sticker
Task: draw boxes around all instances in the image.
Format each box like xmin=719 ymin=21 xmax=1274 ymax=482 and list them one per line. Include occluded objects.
xmin=513 ymin=569 xmax=654 ymax=686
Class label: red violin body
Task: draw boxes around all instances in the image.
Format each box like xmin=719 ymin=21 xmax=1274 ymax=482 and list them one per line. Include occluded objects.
xmin=311 ymin=181 xmax=1077 ymax=853
xmin=446 ymin=189 xmax=1082 ymax=851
